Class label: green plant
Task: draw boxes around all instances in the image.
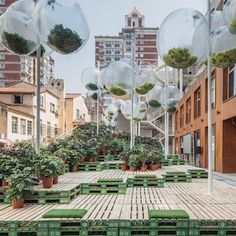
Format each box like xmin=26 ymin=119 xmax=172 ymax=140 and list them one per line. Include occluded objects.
xmin=97 ymin=178 xmax=123 ymax=183
xmin=0 ymin=155 xmax=20 ymax=179
xmin=128 ymin=154 xmax=140 ymax=167
xmin=86 ymin=83 xmax=98 ymax=91
xmin=5 ymin=168 xmax=35 ymax=201
xmin=135 ymin=83 xmax=155 ymax=95
xmin=42 ymin=209 xmax=87 ymax=218
xmin=139 ymin=108 xmax=146 ymax=113
xmin=163 ymin=48 xmax=197 ymax=69
xmin=51 ymin=156 xmax=64 ymax=176
xmin=148 ymin=149 xmax=164 ymax=164
xmin=109 ymin=85 xmax=127 ymax=96
xmin=35 ymin=154 xmax=60 ymax=178
xmin=211 ymin=48 xmax=236 ymax=68
xmin=2 ymin=32 xmax=36 ymax=55
xmin=133 ymin=117 xmax=142 ymax=123
xmin=149 ymin=100 xmax=161 ymax=108
xmin=48 ymin=24 xmax=83 ymax=54
xmin=167 ymin=102 xmax=177 ymax=113
xmin=91 ymin=92 xmax=98 ymax=100
xmin=229 ymin=19 xmax=236 ymax=34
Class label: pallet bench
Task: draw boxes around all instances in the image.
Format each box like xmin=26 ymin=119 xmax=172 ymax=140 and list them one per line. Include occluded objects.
xmin=162 ymin=171 xmax=192 ymax=182
xmin=78 ymin=162 xmax=105 ymax=171
xmin=127 ymin=175 xmax=165 ymax=187
xmin=187 ymin=169 xmax=208 ymax=179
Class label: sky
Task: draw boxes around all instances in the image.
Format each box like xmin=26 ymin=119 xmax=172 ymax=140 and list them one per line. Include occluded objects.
xmin=53 ymin=0 xmax=208 ymax=93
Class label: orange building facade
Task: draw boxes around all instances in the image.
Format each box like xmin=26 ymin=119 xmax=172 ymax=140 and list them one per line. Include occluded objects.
xmin=174 ymin=67 xmax=236 ymax=173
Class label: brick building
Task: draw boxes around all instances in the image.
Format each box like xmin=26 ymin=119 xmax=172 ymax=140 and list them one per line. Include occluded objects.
xmin=174 ymin=67 xmax=236 ymax=173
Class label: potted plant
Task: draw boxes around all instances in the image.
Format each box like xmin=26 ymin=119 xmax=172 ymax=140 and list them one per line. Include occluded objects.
xmin=109 ymin=85 xmax=127 ymax=96
xmin=211 ymin=48 xmax=236 ymax=68
xmin=0 ymin=155 xmax=19 ymax=187
xmin=86 ymin=83 xmax=98 ymax=91
xmin=148 ymin=149 xmax=162 ymax=170
xmin=163 ymin=47 xmax=197 ymax=69
xmin=135 ymin=82 xmax=155 ymax=95
xmin=5 ymin=168 xmax=35 ymax=209
xmin=128 ymin=154 xmax=140 ymax=171
xmin=51 ymin=156 xmax=64 ymax=184
xmin=149 ymin=100 xmax=161 ymax=108
xmin=167 ymin=102 xmax=177 ymax=113
xmin=229 ymin=19 xmax=236 ymax=34
xmin=119 ymin=149 xmax=130 ymax=171
xmin=35 ymin=155 xmax=59 ymax=189
xmin=2 ymin=31 xmax=36 ymax=55
xmin=139 ymin=146 xmax=148 ymax=172
xmin=48 ymin=24 xmax=83 ymax=54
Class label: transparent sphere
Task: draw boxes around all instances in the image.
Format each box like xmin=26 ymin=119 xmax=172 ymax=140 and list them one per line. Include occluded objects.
xmin=160 ymin=85 xmax=181 ymax=107
xmin=81 ymin=67 xmax=99 ymax=91
xmin=87 ymin=90 xmax=98 ymax=101
xmin=210 ymin=26 xmax=236 ymax=68
xmin=146 ymin=86 xmax=162 ymax=108
xmin=6 ymin=0 xmax=37 ymax=16
xmin=103 ymin=60 xmax=133 ymax=97
xmin=209 ymin=11 xmax=225 ymax=33
xmin=135 ymin=68 xmax=156 ymax=95
xmin=121 ymin=101 xmax=146 ymax=123
xmin=112 ymin=99 xmax=125 ymax=111
xmin=158 ymin=8 xmax=208 ymax=69
xmin=30 ymin=43 xmax=53 ymax=57
xmin=223 ymin=0 xmax=236 ymax=34
xmin=0 ymin=10 xmax=41 ymax=55
xmin=35 ymin=0 xmax=89 ymax=54
xmin=105 ymin=105 xmax=118 ymax=121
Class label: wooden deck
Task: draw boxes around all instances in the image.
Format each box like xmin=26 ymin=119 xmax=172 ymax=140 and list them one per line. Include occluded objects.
xmin=1 ymin=165 xmax=236 ymax=221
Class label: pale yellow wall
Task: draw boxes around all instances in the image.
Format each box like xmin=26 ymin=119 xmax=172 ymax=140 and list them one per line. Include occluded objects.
xmin=65 ymin=98 xmax=73 ymax=132
xmin=0 ymin=104 xmax=8 ymax=139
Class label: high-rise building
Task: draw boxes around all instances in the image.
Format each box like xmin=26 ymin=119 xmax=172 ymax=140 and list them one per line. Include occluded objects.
xmin=0 ymin=0 xmax=55 ymax=87
xmin=95 ymin=8 xmax=158 ymax=69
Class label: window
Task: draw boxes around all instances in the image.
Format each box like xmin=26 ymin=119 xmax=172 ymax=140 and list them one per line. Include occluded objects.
xmin=0 ymin=80 xmax=5 ymax=87
xmin=54 ymin=124 xmax=58 ymax=136
xmin=211 ymin=77 xmax=216 ymax=107
xmin=186 ymin=98 xmax=191 ymax=124
xmin=13 ymin=94 xmax=23 ymax=104
xmin=114 ymin=43 xmax=120 ymax=47
xmin=139 ymin=54 xmax=144 ymax=58
xmin=105 ymin=43 xmax=111 ymax=47
xmin=139 ymin=40 xmax=144 ymax=45
xmin=40 ymin=119 xmax=43 ymax=136
xmin=20 ymin=119 xmax=26 ymax=135
xmin=194 ymin=88 xmax=201 ymax=118
xmin=40 ymin=96 xmax=44 ymax=108
xmin=106 ymin=49 xmax=112 ymax=54
xmin=229 ymin=66 xmax=236 ymax=97
xmin=76 ymin=109 xmax=80 ymax=119
xmin=50 ymin=103 xmax=55 ymax=113
xmin=0 ymin=1 xmax=5 ymax=5
xmin=105 ymin=57 xmax=111 ymax=62
xmin=140 ymin=47 xmax=144 ymax=52
xmin=0 ymin=63 xmax=5 ymax=68
xmin=27 ymin=121 xmax=32 ymax=135
xmin=126 ymin=41 xmax=131 ymax=46
xmin=175 ymin=111 xmax=178 ymax=131
xmin=180 ymin=105 xmax=184 ymax=128
xmin=115 ymin=56 xmax=120 ymax=61
xmin=47 ymin=122 xmax=51 ymax=137
xmin=126 ymin=48 xmax=131 ymax=52
xmin=12 ymin=117 xmax=18 ymax=133
xmin=139 ymin=34 xmax=144 ymax=38
xmin=0 ymin=72 xmax=4 ymax=78
xmin=0 ymin=54 xmax=5 ymax=59
xmin=114 ymin=50 xmax=120 ymax=55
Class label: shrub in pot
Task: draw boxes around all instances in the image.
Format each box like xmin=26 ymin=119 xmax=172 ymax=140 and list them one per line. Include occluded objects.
xmin=211 ymin=48 xmax=236 ymax=68
xmin=35 ymin=155 xmax=60 ymax=189
xmin=163 ymin=47 xmax=197 ymax=69
xmin=148 ymin=149 xmax=162 ymax=170
xmin=135 ymin=83 xmax=155 ymax=95
xmin=109 ymin=85 xmax=127 ymax=96
xmin=5 ymin=168 xmax=35 ymax=209
xmin=85 ymin=83 xmax=98 ymax=91
xmin=139 ymin=145 xmax=149 ymax=172
xmin=0 ymin=155 xmax=19 ymax=186
xmin=119 ymin=148 xmax=131 ymax=171
xmin=128 ymin=154 xmax=140 ymax=171
xmin=48 ymin=24 xmax=83 ymax=54
xmin=51 ymin=156 xmax=64 ymax=184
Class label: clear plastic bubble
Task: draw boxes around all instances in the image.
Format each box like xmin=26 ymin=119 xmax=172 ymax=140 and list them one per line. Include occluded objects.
xmin=120 ymin=101 xmax=146 ymax=123
xmin=157 ymin=8 xmax=208 ymax=69
xmin=0 ymin=10 xmax=41 ymax=56
xmin=210 ymin=26 xmax=236 ymax=68
xmin=34 ymin=0 xmax=89 ymax=54
xmin=209 ymin=11 xmax=225 ymax=33
xmin=160 ymin=85 xmax=181 ymax=112
xmin=103 ymin=60 xmax=133 ymax=97
xmin=112 ymin=99 xmax=125 ymax=111
xmin=146 ymin=86 xmax=162 ymax=108
xmin=6 ymin=0 xmax=37 ymax=16
xmin=135 ymin=68 xmax=156 ymax=95
xmin=223 ymin=0 xmax=236 ymax=34
xmin=105 ymin=104 xmax=118 ymax=121
xmin=81 ymin=67 xmax=100 ymax=91
xmin=87 ymin=90 xmax=98 ymax=101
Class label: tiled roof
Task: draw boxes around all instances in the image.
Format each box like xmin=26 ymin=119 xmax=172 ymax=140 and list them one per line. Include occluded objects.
xmin=0 ymin=87 xmax=35 ymax=93
xmin=66 ymin=93 xmax=81 ymax=99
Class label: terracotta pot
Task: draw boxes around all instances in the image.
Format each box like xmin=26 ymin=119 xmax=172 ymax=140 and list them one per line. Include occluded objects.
xmin=150 ymin=164 xmax=159 ymax=171
xmin=141 ymin=166 xmax=147 ymax=172
xmin=79 ymin=159 xmax=84 ymax=164
xmin=88 ymin=157 xmax=94 ymax=162
xmin=121 ymin=164 xmax=128 ymax=171
xmin=53 ymin=176 xmax=59 ymax=184
xmin=71 ymin=165 xmax=78 ymax=172
xmin=93 ymin=157 xmax=96 ymax=162
xmin=42 ymin=177 xmax=53 ymax=189
xmin=130 ymin=166 xmax=136 ymax=171
xmin=2 ymin=179 xmax=9 ymax=187
xmin=12 ymin=199 xmax=24 ymax=209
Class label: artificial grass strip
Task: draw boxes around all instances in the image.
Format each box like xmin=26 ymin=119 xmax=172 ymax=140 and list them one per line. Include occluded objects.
xmin=165 ymin=172 xmax=186 ymax=175
xmin=42 ymin=209 xmax=87 ymax=219
xmin=97 ymin=178 xmax=123 ymax=183
xmin=135 ymin=175 xmax=157 ymax=179
xmin=149 ymin=210 xmax=189 ymax=219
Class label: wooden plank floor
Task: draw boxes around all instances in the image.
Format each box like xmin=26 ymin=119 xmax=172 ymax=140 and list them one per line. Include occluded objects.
xmin=1 ymin=165 xmax=236 ymax=221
